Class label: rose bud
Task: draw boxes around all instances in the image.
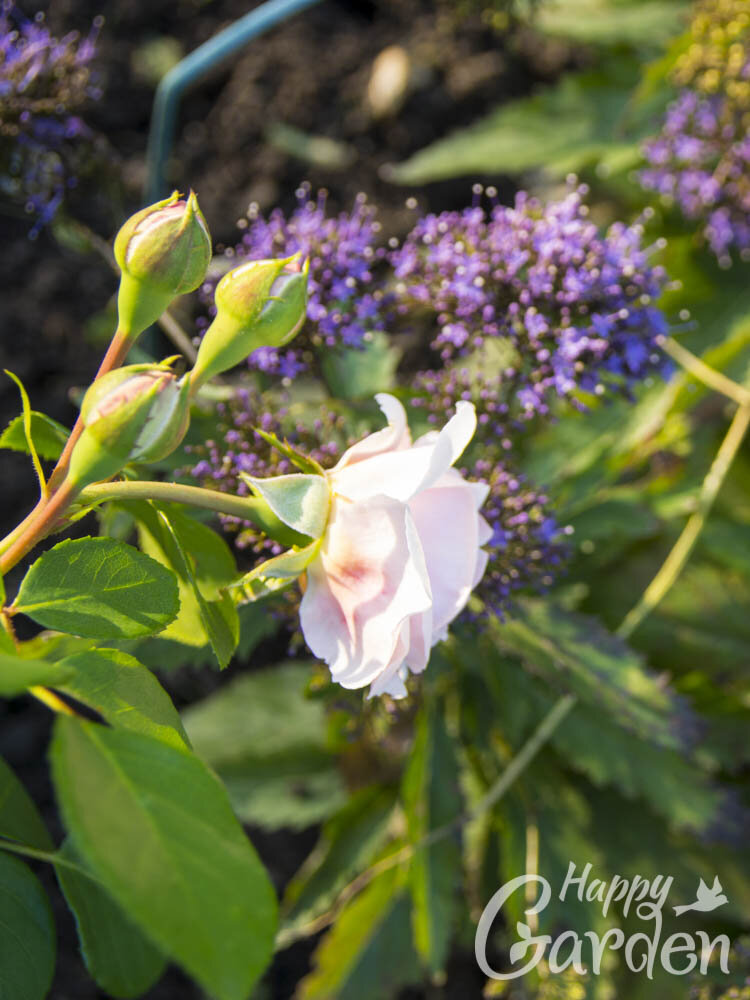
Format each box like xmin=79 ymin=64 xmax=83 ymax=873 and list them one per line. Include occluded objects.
xmin=114 ymin=190 xmax=212 ymax=337
xmin=66 ymin=363 xmax=191 ymax=490
xmin=188 ymin=254 xmax=308 ymax=391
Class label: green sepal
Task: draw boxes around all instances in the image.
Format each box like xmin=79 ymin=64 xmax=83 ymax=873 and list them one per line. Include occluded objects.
xmin=240 ymin=472 xmax=330 ymax=538
xmin=230 ymin=539 xmax=321 ymax=605
xmin=254 ymin=427 xmax=326 ymax=476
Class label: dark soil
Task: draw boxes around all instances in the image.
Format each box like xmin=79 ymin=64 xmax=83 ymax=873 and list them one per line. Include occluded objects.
xmin=0 ymin=1 xmax=571 ymax=996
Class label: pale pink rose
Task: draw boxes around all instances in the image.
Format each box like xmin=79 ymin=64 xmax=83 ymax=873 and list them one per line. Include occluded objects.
xmin=300 ymin=394 xmax=491 ymax=698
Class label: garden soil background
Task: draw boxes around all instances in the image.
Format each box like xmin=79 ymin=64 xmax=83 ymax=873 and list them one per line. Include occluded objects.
xmin=0 ymin=1 xmax=574 ymax=995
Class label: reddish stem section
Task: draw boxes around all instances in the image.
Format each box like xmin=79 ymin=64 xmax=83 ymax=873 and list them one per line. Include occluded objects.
xmin=47 ymin=328 xmax=132 ymax=492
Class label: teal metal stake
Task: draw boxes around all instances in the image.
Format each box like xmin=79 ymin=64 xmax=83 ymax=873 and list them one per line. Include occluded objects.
xmin=145 ymin=0 xmax=323 ymax=202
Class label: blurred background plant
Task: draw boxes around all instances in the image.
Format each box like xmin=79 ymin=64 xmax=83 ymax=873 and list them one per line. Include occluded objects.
xmin=0 ymin=2 xmax=103 ymax=236
xmin=2 ymin=0 xmax=750 ymax=998
xmin=640 ymin=0 xmax=750 ymax=263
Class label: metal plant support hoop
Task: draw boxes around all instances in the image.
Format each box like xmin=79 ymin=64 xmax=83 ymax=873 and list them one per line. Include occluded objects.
xmin=145 ymin=0 xmax=323 ymax=202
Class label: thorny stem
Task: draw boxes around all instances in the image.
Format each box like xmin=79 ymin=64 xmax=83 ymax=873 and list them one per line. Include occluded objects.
xmin=1 ymin=326 xmax=138 ymax=570
xmin=276 ymin=346 xmax=750 ymax=951
xmin=0 ymin=479 xmax=77 ymax=576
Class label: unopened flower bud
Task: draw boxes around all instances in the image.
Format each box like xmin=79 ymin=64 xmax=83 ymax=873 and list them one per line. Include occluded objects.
xmin=114 ymin=191 xmax=212 ymax=337
xmin=67 ymin=364 xmax=191 ymax=490
xmin=189 ymin=254 xmax=308 ymax=391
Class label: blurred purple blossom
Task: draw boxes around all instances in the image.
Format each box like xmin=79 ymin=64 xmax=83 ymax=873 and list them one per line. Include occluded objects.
xmin=468 ymin=456 xmax=571 ymax=615
xmin=0 ymin=3 xmax=101 ymax=235
xmin=391 ymin=184 xmax=669 ymax=420
xmin=640 ymin=83 xmax=750 ymax=263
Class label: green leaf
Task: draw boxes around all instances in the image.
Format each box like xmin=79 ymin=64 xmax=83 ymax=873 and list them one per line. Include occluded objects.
xmin=183 ymin=661 xmax=346 ymax=830
xmin=266 ymin=121 xmax=356 ymax=169
xmin=0 ymin=410 xmax=69 ymax=462
xmin=184 ymin=662 xmax=329 ymax=764
xmin=0 ymin=755 xmax=53 ymax=849
xmin=566 ymin=493 xmax=661 ymax=569
xmin=699 ymin=519 xmax=750 ymax=578
xmin=56 ymin=648 xmax=189 ymax=750
xmin=220 ymin=764 xmax=347 ymax=831
xmin=0 ymin=650 xmax=73 ymax=697
xmin=51 ymin=717 xmax=277 ymax=1000
xmin=385 ymin=67 xmax=639 ymax=185
xmin=192 ymin=591 xmax=238 ymax=669
xmin=114 ymin=600 xmax=279 ymax=674
xmin=320 ymin=333 xmax=401 ymax=400
xmin=296 ymin=867 xmax=420 ymax=1000
xmin=130 ymin=502 xmax=239 ymax=665
xmin=401 ymin=701 xmax=461 ymax=974
xmin=468 ymin=637 xmax=724 ymax=835
xmin=0 ymin=852 xmax=55 ymax=1000
xmin=14 ymin=537 xmax=180 ymax=639
xmin=535 ymin=0 xmax=691 ymax=46
xmin=491 ymin=600 xmax=690 ymax=748
xmin=282 ymin=787 xmax=396 ymax=935
xmin=241 ymin=472 xmax=329 ymax=538
xmin=154 ymin=508 xmax=239 ymax=669
xmin=16 ymin=632 xmax=95 ymax=663
xmin=56 ymin=839 xmax=166 ymax=999
xmin=0 ymin=628 xmax=15 ymax=655
xmin=551 ymin=703 xmax=724 ymax=832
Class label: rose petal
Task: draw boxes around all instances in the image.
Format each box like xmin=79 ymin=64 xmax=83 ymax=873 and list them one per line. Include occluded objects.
xmin=332 ymin=401 xmax=477 ymax=503
xmin=436 ymin=466 xmax=490 ymax=509
xmin=333 ymin=393 xmax=411 ymax=471
xmin=473 ymin=547 xmax=489 ymax=588
xmin=300 ymin=494 xmax=432 ymax=689
xmin=408 ymin=480 xmax=484 ymax=634
xmin=370 ymin=667 xmax=409 ymax=700
xmin=367 ymin=625 xmax=411 ymax=699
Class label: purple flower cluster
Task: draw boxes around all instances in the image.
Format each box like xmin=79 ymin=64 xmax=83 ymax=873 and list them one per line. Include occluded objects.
xmin=0 ymin=4 xmax=101 ymax=236
xmin=641 ymin=88 xmax=750 ymax=263
xmin=412 ymin=366 xmax=514 ymax=445
xmin=469 ymin=457 xmax=571 ymax=614
xmin=392 ymin=184 xmax=670 ymax=418
xmin=198 ymin=185 xmax=390 ymax=379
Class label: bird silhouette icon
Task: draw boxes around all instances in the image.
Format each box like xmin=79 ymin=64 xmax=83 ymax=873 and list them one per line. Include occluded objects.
xmin=673 ymin=877 xmax=728 ymax=916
